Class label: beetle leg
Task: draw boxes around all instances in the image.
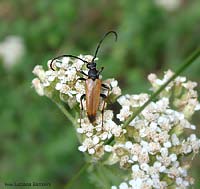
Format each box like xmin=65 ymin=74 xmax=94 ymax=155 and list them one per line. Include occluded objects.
xmin=79 ymin=70 xmax=88 ymax=77
xmin=101 ymin=83 xmax=110 ymax=90
xmin=98 ymin=67 xmax=104 ymax=76
xmin=77 ymin=77 xmax=86 ymax=81
xmin=75 ymin=77 xmax=86 ymax=85
xmin=80 ymin=94 xmax=86 ymax=127
xmin=100 ymin=94 xmax=107 ymax=98
xmin=100 ymin=86 xmax=110 ymax=127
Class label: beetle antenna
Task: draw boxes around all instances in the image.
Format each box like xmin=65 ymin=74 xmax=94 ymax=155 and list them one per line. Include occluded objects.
xmin=92 ymin=31 xmax=118 ymax=62
xmin=50 ymin=55 xmax=89 ymax=70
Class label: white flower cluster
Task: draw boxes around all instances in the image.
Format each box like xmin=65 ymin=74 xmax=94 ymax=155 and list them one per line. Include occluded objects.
xmin=32 ymin=55 xmax=91 ymax=101
xmin=148 ymin=70 xmax=200 ymax=119
xmin=154 ymin=0 xmax=181 ymax=11
xmin=32 ymin=54 xmax=123 ymax=157
xmin=32 ymin=56 xmax=200 ymax=189
xmin=108 ymin=71 xmax=200 ymax=189
xmin=78 ymin=110 xmax=126 ymax=157
xmin=0 ymin=36 xmax=25 ymax=69
xmin=32 ymin=55 xmax=121 ymax=107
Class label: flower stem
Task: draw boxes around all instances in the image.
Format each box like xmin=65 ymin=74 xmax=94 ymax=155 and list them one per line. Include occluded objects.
xmin=65 ymin=163 xmax=90 ymax=189
xmin=55 ymin=102 xmax=77 ymax=126
xmin=123 ymin=48 xmax=200 ymax=127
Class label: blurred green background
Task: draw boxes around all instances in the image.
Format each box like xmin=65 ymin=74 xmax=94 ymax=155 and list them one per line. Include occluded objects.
xmin=0 ymin=0 xmax=200 ymax=188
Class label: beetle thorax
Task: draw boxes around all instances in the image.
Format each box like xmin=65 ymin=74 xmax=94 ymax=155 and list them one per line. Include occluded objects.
xmin=88 ymin=68 xmax=98 ymax=80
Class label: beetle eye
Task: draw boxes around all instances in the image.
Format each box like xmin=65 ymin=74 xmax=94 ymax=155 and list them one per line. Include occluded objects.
xmin=87 ymin=64 xmax=90 ymax=69
xmin=87 ymin=63 xmax=96 ymax=69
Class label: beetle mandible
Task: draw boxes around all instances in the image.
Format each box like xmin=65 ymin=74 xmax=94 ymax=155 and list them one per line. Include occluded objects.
xmin=50 ymin=31 xmax=118 ymax=125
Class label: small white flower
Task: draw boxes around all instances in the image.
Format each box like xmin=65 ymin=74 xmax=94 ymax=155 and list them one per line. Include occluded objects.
xmin=153 ymin=161 xmax=162 ymax=169
xmin=156 ymin=98 xmax=169 ymax=112
xmin=77 ymin=128 xmax=84 ymax=134
xmin=55 ymin=83 xmax=63 ymax=90
xmin=112 ymin=86 xmax=121 ymax=96
xmin=100 ymin=132 xmax=109 ymax=140
xmin=112 ymin=126 xmax=123 ymax=137
xmin=73 ymin=59 xmax=84 ymax=70
xmin=93 ymin=136 xmax=100 ymax=145
xmin=32 ymin=78 xmax=44 ymax=96
xmin=125 ymin=141 xmax=133 ymax=149
xmin=32 ymin=65 xmax=46 ymax=81
xmin=155 ymin=79 xmax=164 ymax=85
xmin=190 ymin=134 xmax=197 ymax=141
xmin=117 ymin=95 xmax=130 ymax=106
xmin=132 ymin=155 xmax=138 ymax=162
xmin=149 ymin=142 xmax=161 ymax=154
xmin=61 ymin=85 xmax=76 ymax=97
xmin=182 ymin=81 xmax=197 ymax=90
xmin=132 ymin=164 xmax=140 ymax=172
xmin=169 ymin=154 xmax=177 ymax=162
xmin=57 ymin=69 xmax=66 ymax=80
xmin=195 ymin=103 xmax=200 ymax=111
xmin=110 ymin=80 xmax=118 ymax=88
xmin=159 ymin=166 xmax=166 ymax=173
xmin=148 ymin=73 xmax=157 ymax=83
xmin=176 ymin=177 xmax=183 ymax=185
xmin=119 ymin=182 xmax=129 ymax=189
xmin=62 ymin=57 xmax=70 ymax=66
xmin=55 ymin=61 xmax=62 ymax=68
xmin=129 ymin=178 xmax=142 ymax=189
xmin=46 ymin=70 xmax=57 ymax=82
xmin=160 ymin=148 xmax=168 ymax=156
xmin=140 ymin=163 xmax=149 ymax=172
xmin=0 ymin=36 xmax=25 ymax=69
xmin=88 ymin=148 xmax=95 ymax=154
xmin=163 ymin=141 xmax=172 ymax=148
xmin=117 ymin=106 xmax=131 ymax=121
xmin=65 ymin=67 xmax=77 ymax=81
xmin=105 ymin=145 xmax=113 ymax=152
xmin=190 ymin=125 xmax=196 ymax=130
xmin=104 ymin=110 xmax=114 ymax=120
xmin=78 ymin=145 xmax=87 ymax=152
xmin=171 ymin=134 xmax=180 ymax=146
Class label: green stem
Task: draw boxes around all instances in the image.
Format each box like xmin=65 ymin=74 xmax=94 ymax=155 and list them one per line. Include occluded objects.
xmin=65 ymin=163 xmax=90 ymax=189
xmin=55 ymin=102 xmax=77 ymax=127
xmin=123 ymin=48 xmax=200 ymax=128
xmin=104 ymin=136 xmax=114 ymax=145
xmin=55 ymin=103 xmax=90 ymax=188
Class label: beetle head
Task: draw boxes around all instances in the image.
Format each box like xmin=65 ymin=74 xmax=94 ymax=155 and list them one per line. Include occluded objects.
xmin=87 ymin=62 xmax=96 ymax=70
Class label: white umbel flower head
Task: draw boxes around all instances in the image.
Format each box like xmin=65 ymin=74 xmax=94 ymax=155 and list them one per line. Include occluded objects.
xmin=33 ymin=57 xmax=200 ymax=189
xmin=0 ymin=36 xmax=25 ymax=69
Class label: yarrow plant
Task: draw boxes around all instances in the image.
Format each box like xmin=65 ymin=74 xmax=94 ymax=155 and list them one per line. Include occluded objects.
xmin=32 ymin=52 xmax=200 ymax=189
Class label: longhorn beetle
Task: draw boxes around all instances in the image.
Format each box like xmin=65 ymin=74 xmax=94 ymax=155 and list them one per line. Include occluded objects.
xmin=50 ymin=31 xmax=118 ymax=126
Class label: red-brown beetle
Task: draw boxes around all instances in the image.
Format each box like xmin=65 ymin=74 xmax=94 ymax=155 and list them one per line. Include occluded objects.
xmin=50 ymin=31 xmax=117 ymax=125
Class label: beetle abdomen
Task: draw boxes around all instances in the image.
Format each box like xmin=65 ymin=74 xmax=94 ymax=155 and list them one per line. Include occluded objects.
xmin=85 ymin=79 xmax=102 ymax=123
xmin=88 ymin=114 xmax=96 ymax=123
